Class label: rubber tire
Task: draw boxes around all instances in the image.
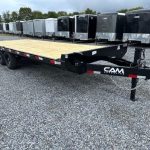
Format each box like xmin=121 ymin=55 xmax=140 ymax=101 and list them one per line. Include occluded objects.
xmin=4 ymin=52 xmax=18 ymax=69
xmin=0 ymin=52 xmax=6 ymax=65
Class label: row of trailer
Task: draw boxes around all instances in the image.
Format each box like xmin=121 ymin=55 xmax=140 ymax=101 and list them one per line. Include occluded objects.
xmin=1 ymin=10 xmax=150 ymax=43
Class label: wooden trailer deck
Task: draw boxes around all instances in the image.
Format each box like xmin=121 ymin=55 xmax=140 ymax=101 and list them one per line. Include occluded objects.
xmin=0 ymin=39 xmax=108 ymax=60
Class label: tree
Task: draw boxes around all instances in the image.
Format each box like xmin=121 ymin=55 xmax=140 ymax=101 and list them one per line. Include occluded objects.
xmin=68 ymin=12 xmax=80 ymax=16
xmin=57 ymin=11 xmax=68 ymax=17
xmin=118 ymin=6 xmax=143 ymax=13
xmin=0 ymin=15 xmax=2 ymax=23
xmin=11 ymin=11 xmax=19 ymax=21
xmin=47 ymin=11 xmax=58 ymax=18
xmin=19 ymin=7 xmax=32 ymax=20
xmin=42 ymin=13 xmax=48 ymax=19
xmin=84 ymin=8 xmax=96 ymax=14
xmin=2 ymin=11 xmax=11 ymax=23
xmin=32 ymin=11 xmax=43 ymax=19
xmin=129 ymin=6 xmax=143 ymax=12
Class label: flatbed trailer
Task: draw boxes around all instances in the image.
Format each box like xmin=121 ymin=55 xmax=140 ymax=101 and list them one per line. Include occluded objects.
xmin=0 ymin=39 xmax=150 ymax=101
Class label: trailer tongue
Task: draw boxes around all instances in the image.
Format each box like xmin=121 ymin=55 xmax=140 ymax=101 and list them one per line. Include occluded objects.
xmin=0 ymin=39 xmax=149 ymax=101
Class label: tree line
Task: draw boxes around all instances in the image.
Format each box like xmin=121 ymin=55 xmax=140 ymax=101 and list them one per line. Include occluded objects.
xmin=0 ymin=6 xmax=143 ymax=23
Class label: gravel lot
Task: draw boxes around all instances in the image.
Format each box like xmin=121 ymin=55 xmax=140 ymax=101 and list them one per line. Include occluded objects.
xmin=0 ymin=35 xmax=150 ymax=150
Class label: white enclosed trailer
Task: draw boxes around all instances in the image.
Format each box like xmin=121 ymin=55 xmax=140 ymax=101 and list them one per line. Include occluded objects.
xmin=23 ymin=20 xmax=35 ymax=36
xmin=12 ymin=22 xmax=17 ymax=34
xmin=3 ymin=23 xmax=6 ymax=32
xmin=9 ymin=22 xmax=14 ymax=34
xmin=45 ymin=18 xmax=57 ymax=37
xmin=33 ymin=19 xmax=46 ymax=37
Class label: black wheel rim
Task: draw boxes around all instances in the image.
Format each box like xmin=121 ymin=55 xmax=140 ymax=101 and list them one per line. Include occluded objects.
xmin=5 ymin=54 xmax=10 ymax=65
xmin=0 ymin=54 xmax=2 ymax=63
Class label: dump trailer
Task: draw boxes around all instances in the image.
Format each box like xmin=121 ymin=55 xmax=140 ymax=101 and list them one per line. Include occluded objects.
xmin=123 ymin=10 xmax=150 ymax=44
xmin=22 ymin=20 xmax=35 ymax=36
xmin=56 ymin=16 xmax=75 ymax=39
xmin=96 ymin=13 xmax=126 ymax=42
xmin=33 ymin=19 xmax=46 ymax=37
xmin=45 ymin=18 xmax=57 ymax=37
xmin=0 ymin=23 xmax=3 ymax=32
xmin=74 ymin=14 xmax=97 ymax=40
xmin=0 ymin=39 xmax=149 ymax=101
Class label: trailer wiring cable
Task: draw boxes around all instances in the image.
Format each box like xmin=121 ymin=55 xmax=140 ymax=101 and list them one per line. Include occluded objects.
xmin=109 ymin=49 xmax=150 ymax=91
xmin=109 ymin=76 xmax=148 ymax=91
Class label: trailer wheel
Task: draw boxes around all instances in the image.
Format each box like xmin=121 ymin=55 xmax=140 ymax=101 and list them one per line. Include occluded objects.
xmin=4 ymin=52 xmax=18 ymax=69
xmin=0 ymin=52 xmax=6 ymax=65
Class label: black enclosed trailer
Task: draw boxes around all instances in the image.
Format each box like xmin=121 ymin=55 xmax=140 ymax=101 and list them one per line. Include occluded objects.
xmin=0 ymin=23 xmax=3 ymax=32
xmin=96 ymin=13 xmax=126 ymax=42
xmin=123 ymin=10 xmax=150 ymax=44
xmin=74 ymin=14 xmax=97 ymax=41
xmin=15 ymin=21 xmax=23 ymax=35
xmin=55 ymin=16 xmax=75 ymax=39
xmin=5 ymin=23 xmax=9 ymax=33
xmin=0 ymin=39 xmax=149 ymax=101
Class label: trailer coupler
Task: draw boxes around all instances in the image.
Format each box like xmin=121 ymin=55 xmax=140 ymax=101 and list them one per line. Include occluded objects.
xmin=87 ymin=48 xmax=150 ymax=101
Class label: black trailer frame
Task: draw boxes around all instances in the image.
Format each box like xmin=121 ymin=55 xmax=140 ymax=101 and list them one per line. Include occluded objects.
xmin=0 ymin=44 xmax=150 ymax=101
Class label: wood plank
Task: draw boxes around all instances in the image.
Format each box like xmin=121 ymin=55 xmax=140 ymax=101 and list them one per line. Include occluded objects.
xmin=0 ymin=39 xmax=107 ymax=59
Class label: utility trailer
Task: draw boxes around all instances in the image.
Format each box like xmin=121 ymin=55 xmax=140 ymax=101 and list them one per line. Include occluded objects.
xmin=74 ymin=14 xmax=97 ymax=41
xmin=123 ymin=10 xmax=150 ymax=44
xmin=96 ymin=13 xmax=125 ymax=42
xmin=0 ymin=39 xmax=149 ymax=101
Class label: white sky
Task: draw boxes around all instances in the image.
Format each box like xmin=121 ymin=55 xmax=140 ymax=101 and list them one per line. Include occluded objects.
xmin=0 ymin=0 xmax=149 ymax=14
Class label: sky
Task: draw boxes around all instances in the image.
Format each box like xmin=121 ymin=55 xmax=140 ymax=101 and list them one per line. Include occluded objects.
xmin=0 ymin=0 xmax=150 ymax=14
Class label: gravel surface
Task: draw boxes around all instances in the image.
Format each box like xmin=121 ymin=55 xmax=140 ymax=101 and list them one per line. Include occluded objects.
xmin=0 ymin=35 xmax=150 ymax=150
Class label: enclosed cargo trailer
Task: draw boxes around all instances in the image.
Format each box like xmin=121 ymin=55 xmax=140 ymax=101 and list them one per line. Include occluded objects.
xmin=15 ymin=21 xmax=23 ymax=35
xmin=74 ymin=14 xmax=97 ymax=40
xmin=2 ymin=23 xmax=6 ymax=32
xmin=12 ymin=22 xmax=17 ymax=34
xmin=22 ymin=20 xmax=35 ymax=36
xmin=45 ymin=18 xmax=57 ymax=37
xmin=0 ymin=23 xmax=3 ymax=32
xmin=96 ymin=13 xmax=125 ymax=42
xmin=56 ymin=16 xmax=75 ymax=39
xmin=5 ymin=23 xmax=9 ymax=33
xmin=33 ymin=19 xmax=46 ymax=37
xmin=0 ymin=39 xmax=149 ymax=101
xmin=9 ymin=22 xmax=14 ymax=34
xmin=123 ymin=10 xmax=150 ymax=44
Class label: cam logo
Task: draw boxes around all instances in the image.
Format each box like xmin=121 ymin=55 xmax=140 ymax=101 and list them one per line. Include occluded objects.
xmin=104 ymin=67 xmax=124 ymax=75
